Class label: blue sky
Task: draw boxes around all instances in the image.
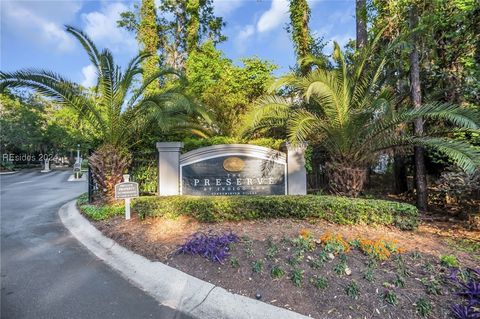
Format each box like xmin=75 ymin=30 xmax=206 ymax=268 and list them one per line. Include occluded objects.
xmin=1 ymin=0 xmax=355 ymax=86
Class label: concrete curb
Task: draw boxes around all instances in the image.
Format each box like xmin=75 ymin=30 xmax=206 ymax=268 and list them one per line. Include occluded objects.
xmin=59 ymin=200 xmax=310 ymax=319
xmin=0 ymin=171 xmax=18 ymax=175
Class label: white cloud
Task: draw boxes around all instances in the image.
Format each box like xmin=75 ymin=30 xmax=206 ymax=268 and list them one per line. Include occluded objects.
xmin=234 ymin=24 xmax=255 ymax=54
xmin=323 ymin=33 xmax=353 ymax=54
xmin=81 ymin=64 xmax=97 ymax=88
xmin=257 ymin=0 xmax=289 ymax=33
xmin=82 ymin=2 xmax=137 ymax=53
xmin=213 ymin=0 xmax=246 ymax=16
xmin=2 ymin=1 xmax=81 ymax=52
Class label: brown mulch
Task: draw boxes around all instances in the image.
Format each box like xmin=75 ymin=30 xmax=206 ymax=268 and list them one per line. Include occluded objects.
xmin=90 ymin=212 xmax=479 ymax=319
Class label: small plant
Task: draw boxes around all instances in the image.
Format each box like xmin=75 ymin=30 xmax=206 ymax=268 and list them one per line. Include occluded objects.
xmin=266 ymin=238 xmax=279 ymax=260
xmin=270 ymin=265 xmax=285 ymax=279
xmin=363 ymin=268 xmax=375 ymax=282
xmin=395 ymin=255 xmax=411 ymax=277
xmin=320 ymin=232 xmax=350 ymax=254
xmin=310 ymin=275 xmax=328 ymax=289
xmin=334 ymin=255 xmax=347 ymax=275
xmin=243 ymin=236 xmax=254 ymax=258
xmin=440 ymin=254 xmax=459 ymax=268
xmin=345 ymin=281 xmax=360 ymax=299
xmin=293 ymin=230 xmax=315 ymax=252
xmin=349 ymin=238 xmax=361 ymax=249
xmin=290 ymin=268 xmax=304 ymax=287
xmin=422 ymin=278 xmax=441 ymax=295
xmin=230 ymin=256 xmax=239 ymax=268
xmin=383 ymin=290 xmax=397 ymax=305
xmin=252 ymin=260 xmax=264 ymax=273
xmin=393 ymin=274 xmax=405 ymax=288
xmin=449 ymin=269 xmax=480 ymax=319
xmin=424 ymin=262 xmax=435 ymax=272
xmin=358 ymin=238 xmax=401 ymax=260
xmin=176 ymin=231 xmax=239 ymax=263
xmin=310 ymin=257 xmax=324 ymax=269
xmin=412 ymin=250 xmax=422 ymax=260
xmin=288 ymin=249 xmax=305 ymax=266
xmin=416 ymin=298 xmax=432 ymax=317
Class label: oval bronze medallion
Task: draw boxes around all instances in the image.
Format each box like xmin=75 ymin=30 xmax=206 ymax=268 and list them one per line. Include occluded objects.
xmin=223 ymin=157 xmax=245 ymax=172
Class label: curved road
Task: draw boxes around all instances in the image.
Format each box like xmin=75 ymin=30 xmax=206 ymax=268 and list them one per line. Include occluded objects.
xmin=1 ymin=170 xmax=189 ymax=319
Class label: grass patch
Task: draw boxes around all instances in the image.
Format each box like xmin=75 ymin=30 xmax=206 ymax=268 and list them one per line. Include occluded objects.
xmin=133 ymin=195 xmax=418 ymax=230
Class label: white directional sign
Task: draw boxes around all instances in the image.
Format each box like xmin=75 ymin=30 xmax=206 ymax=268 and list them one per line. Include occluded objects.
xmin=115 ymin=175 xmax=138 ymax=220
xmin=115 ymin=182 xmax=139 ymax=199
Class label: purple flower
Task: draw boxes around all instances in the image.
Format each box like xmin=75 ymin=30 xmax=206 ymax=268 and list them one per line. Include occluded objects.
xmin=451 ymin=304 xmax=480 ymax=319
xmin=176 ymin=231 xmax=239 ymax=263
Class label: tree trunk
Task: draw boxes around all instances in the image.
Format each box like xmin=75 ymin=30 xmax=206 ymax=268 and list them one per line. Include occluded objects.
xmin=325 ymin=162 xmax=367 ymax=197
xmin=393 ymin=154 xmax=408 ymax=193
xmin=139 ymin=0 xmax=160 ymax=94
xmin=356 ymin=0 xmax=368 ymax=50
xmin=289 ymin=0 xmax=313 ymax=75
xmin=409 ymin=6 xmax=428 ymax=210
xmin=186 ymin=0 xmax=200 ymax=54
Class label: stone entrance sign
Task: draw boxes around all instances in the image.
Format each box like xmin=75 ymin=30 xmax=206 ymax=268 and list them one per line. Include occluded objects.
xmin=156 ymin=142 xmax=307 ymax=196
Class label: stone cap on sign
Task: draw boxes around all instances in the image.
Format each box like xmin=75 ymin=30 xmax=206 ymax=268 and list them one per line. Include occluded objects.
xmin=180 ymin=144 xmax=286 ymax=166
xmin=156 ymin=142 xmax=184 ymax=152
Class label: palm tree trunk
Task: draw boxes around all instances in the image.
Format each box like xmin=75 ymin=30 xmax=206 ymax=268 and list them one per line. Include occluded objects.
xmin=409 ymin=6 xmax=428 ymax=210
xmin=356 ymin=0 xmax=367 ymax=50
xmin=325 ymin=162 xmax=367 ymax=197
xmin=89 ymin=144 xmax=132 ymax=203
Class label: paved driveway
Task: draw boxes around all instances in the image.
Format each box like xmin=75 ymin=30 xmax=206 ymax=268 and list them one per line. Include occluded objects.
xmin=1 ymin=170 xmax=189 ymax=319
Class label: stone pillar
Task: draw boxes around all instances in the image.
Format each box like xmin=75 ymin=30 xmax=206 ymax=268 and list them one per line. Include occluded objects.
xmin=285 ymin=142 xmax=308 ymax=195
xmin=156 ymin=142 xmax=183 ymax=196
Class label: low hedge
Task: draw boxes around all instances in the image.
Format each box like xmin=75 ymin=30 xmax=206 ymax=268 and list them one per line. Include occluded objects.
xmin=132 ymin=195 xmax=419 ymax=230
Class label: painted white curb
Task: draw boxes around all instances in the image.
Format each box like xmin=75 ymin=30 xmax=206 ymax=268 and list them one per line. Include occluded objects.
xmin=59 ymin=200 xmax=311 ymax=319
xmin=0 ymin=171 xmax=18 ymax=175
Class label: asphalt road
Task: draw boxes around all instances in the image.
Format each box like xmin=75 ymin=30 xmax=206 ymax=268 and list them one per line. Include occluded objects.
xmin=1 ymin=170 xmax=190 ymax=319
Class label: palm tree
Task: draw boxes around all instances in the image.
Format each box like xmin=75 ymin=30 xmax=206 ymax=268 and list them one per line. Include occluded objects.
xmin=1 ymin=26 xmax=209 ymax=202
xmin=241 ymin=40 xmax=480 ymax=198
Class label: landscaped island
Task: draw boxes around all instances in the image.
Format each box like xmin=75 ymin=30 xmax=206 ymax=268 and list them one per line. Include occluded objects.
xmin=78 ymin=194 xmax=479 ymax=319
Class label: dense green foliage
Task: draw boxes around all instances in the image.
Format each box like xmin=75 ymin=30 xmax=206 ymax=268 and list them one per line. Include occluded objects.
xmin=0 ymin=90 xmax=90 ymax=161
xmin=182 ymin=136 xmax=283 ymax=152
xmin=186 ymin=41 xmax=277 ymax=135
xmin=371 ymin=0 xmax=479 ymax=106
xmin=0 ymin=27 xmax=206 ymax=149
xmin=138 ymin=0 xmax=160 ymax=94
xmin=133 ymin=195 xmax=419 ymax=230
xmin=242 ymin=38 xmax=480 ymax=195
xmin=118 ymin=0 xmax=225 ymax=70
xmin=1 ymin=26 xmax=208 ymax=201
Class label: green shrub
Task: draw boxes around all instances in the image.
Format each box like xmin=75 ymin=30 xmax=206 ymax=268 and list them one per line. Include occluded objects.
xmin=131 ymin=164 xmax=157 ymax=194
xmin=132 ymin=195 xmax=419 ymax=230
xmin=440 ymin=254 xmax=459 ymax=268
xmin=77 ymin=194 xmax=124 ymax=221
xmin=182 ymin=136 xmax=283 ymax=153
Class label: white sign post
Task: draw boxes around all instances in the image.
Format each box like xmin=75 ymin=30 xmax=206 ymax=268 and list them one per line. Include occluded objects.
xmin=114 ymin=174 xmax=139 ymax=220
